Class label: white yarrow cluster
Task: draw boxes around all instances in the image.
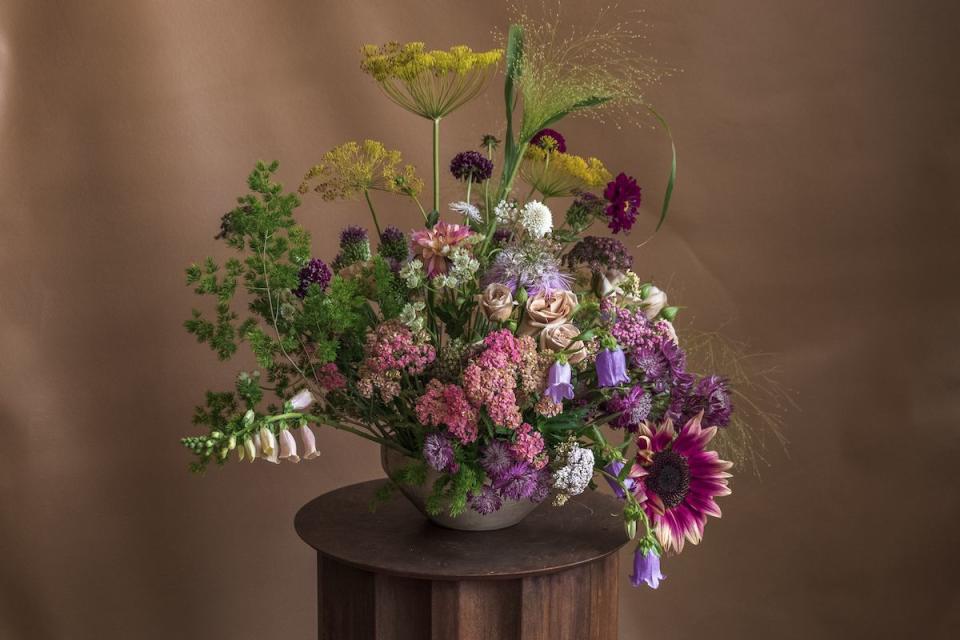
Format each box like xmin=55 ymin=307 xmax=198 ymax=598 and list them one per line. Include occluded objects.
xmin=494 ymin=199 xmax=520 ymax=224
xmin=520 ymin=200 xmax=553 ymax=238
xmin=399 ymin=259 xmax=424 ymax=288
xmin=552 ymin=442 xmax=595 ymax=505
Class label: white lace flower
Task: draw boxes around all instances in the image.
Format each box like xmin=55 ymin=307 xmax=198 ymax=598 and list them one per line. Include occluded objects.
xmin=520 ymin=200 xmax=553 ymax=238
xmin=449 ymin=201 xmax=481 ymax=222
xmin=399 ymin=259 xmax=425 ymax=288
xmin=494 ymin=199 xmax=519 ymax=224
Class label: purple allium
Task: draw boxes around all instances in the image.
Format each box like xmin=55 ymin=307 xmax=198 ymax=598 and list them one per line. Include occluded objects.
xmin=684 ymin=375 xmax=733 ymax=428
xmin=422 ymin=432 xmax=456 ymax=472
xmin=544 ymin=361 xmax=575 ymax=404
xmin=480 ymin=440 xmax=515 ymax=480
xmin=565 ymin=236 xmax=634 ymax=274
xmin=530 ymin=128 xmax=567 ymax=153
xmin=484 ymin=244 xmax=573 ymax=296
xmin=596 ymin=348 xmax=630 ymax=387
xmin=449 ymin=151 xmax=494 ymax=182
xmin=469 ymin=486 xmax=503 ymax=515
xmin=295 ymin=258 xmax=332 ymax=298
xmin=339 ymin=225 xmax=369 ymax=248
xmin=606 ymin=385 xmax=653 ymax=432
xmin=603 ymin=460 xmax=635 ymax=499
xmin=630 ymin=547 xmax=665 ymax=589
xmin=603 ymin=172 xmax=642 ymax=234
xmin=378 ymin=225 xmax=408 ymax=263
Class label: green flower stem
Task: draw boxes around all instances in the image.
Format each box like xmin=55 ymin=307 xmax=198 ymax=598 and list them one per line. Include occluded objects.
xmin=465 ymin=175 xmax=473 ymax=207
xmin=409 ymin=193 xmax=429 ymax=221
xmin=497 ymin=140 xmax=529 ymax=202
xmin=432 ymin=117 xmax=441 ymax=213
xmin=264 ymin=412 xmax=411 ymax=454
xmin=363 ymin=189 xmax=383 ymax=237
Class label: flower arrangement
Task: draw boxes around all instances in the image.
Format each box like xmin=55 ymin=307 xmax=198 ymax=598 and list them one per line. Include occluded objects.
xmin=181 ymin=14 xmax=752 ymax=590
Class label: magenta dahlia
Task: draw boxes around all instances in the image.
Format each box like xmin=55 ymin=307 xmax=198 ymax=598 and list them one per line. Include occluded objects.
xmin=631 ymin=412 xmax=732 ymax=553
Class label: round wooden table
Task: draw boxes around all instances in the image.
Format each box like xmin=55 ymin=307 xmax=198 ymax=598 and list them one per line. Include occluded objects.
xmin=295 ymin=479 xmax=629 ymax=640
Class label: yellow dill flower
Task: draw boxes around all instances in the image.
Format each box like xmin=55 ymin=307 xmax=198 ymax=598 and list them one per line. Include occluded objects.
xmin=299 ymin=140 xmax=422 ymax=200
xmin=520 ymin=146 xmax=612 ymax=198
xmin=360 ymin=42 xmax=502 ymax=119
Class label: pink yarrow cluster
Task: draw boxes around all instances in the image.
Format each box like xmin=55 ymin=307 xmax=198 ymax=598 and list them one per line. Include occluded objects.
xmin=317 ymin=363 xmax=346 ymax=391
xmin=415 ymin=379 xmax=480 ymax=444
xmin=358 ymin=321 xmax=436 ymax=403
xmin=462 ymin=330 xmax=531 ymax=430
xmin=511 ymin=423 xmax=547 ymax=468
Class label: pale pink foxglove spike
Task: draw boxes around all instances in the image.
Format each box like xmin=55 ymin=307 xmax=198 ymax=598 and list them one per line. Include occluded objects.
xmin=290 ymin=389 xmax=315 ymax=412
xmin=299 ymin=424 xmax=320 ymax=460
xmin=278 ymin=430 xmax=300 ymax=463
xmin=259 ymin=426 xmax=277 ymax=457
xmin=250 ymin=433 xmax=261 ymax=462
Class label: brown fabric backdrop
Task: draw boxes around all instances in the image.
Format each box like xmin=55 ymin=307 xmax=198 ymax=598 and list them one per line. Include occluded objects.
xmin=1 ymin=1 xmax=958 ymax=638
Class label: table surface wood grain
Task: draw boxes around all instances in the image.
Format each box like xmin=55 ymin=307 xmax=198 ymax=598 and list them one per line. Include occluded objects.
xmin=295 ymin=479 xmax=629 ymax=581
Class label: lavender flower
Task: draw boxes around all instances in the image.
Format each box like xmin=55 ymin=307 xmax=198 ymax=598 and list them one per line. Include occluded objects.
xmin=450 ymin=151 xmax=494 ymax=182
xmin=423 ymin=432 xmax=455 ymax=472
xmin=295 ymin=258 xmax=332 ymax=298
xmin=630 ymin=547 xmax=665 ymax=589
xmin=544 ymin=361 xmax=574 ymax=404
xmin=469 ymin=486 xmax=503 ymax=515
xmin=596 ymin=348 xmax=630 ymax=387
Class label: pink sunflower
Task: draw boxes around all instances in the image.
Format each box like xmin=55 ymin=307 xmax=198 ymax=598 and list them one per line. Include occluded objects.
xmin=629 ymin=412 xmax=733 ymax=553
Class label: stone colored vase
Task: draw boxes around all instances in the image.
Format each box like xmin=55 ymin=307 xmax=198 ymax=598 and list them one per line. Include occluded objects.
xmin=380 ymin=446 xmax=541 ymax=531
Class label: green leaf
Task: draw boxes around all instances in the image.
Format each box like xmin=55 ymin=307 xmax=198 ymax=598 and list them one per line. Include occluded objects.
xmin=647 ymin=105 xmax=677 ymax=231
xmin=426 ymin=209 xmax=440 ymax=229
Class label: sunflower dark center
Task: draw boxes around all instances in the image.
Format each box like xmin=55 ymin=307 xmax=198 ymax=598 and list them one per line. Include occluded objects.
xmin=645 ymin=450 xmax=690 ymax=508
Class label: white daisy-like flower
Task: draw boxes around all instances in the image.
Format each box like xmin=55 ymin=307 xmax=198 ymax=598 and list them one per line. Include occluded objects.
xmin=520 ymin=200 xmax=553 ymax=238
xmin=494 ymin=199 xmax=520 ymax=224
xmin=449 ymin=201 xmax=481 ymax=222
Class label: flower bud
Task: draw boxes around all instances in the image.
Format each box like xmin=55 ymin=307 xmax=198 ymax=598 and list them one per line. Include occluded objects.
xmin=640 ymin=286 xmax=668 ymax=320
xmin=289 ymin=389 xmax=315 ymax=412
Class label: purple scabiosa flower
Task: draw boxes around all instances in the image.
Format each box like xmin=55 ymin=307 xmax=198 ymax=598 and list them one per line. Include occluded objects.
xmin=483 ymin=244 xmax=573 ymax=296
xmin=450 ymin=151 xmax=494 ymax=182
xmin=544 ymin=361 xmax=574 ymax=404
xmin=596 ymin=348 xmax=630 ymax=387
xmin=422 ymin=432 xmax=456 ymax=472
xmin=603 ymin=460 xmax=635 ymax=499
xmin=630 ymin=547 xmax=665 ymax=589
xmin=684 ymin=376 xmax=733 ymax=428
xmin=607 ymin=385 xmax=653 ymax=432
xmin=480 ymin=440 xmax=515 ymax=480
xmin=603 ymin=172 xmax=642 ymax=234
xmin=565 ymin=236 xmax=634 ymax=274
xmin=295 ymin=258 xmax=332 ymax=298
xmin=469 ymin=486 xmax=503 ymax=515
xmin=530 ymin=128 xmax=567 ymax=153
xmin=378 ymin=226 xmax=408 ymax=262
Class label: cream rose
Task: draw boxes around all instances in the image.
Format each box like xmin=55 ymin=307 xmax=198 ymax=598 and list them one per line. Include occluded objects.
xmin=520 ymin=290 xmax=578 ymax=335
xmin=539 ymin=323 xmax=587 ymax=364
xmin=478 ymin=283 xmax=515 ymax=322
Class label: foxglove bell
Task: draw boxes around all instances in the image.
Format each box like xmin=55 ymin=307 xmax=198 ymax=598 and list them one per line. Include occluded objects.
xmin=279 ymin=429 xmax=300 ymax=463
xmin=299 ymin=424 xmax=320 ymax=460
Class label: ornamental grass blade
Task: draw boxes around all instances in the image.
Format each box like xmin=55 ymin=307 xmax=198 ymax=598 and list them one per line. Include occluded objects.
xmin=647 ymin=105 xmax=677 ymax=231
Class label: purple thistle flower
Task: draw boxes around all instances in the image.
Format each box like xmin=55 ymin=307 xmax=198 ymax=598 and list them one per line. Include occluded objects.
xmin=529 ymin=468 xmax=552 ymax=503
xmin=630 ymin=547 xmax=665 ymax=589
xmin=544 ymin=361 xmax=574 ymax=404
xmin=603 ymin=172 xmax=642 ymax=234
xmin=295 ymin=258 xmax=332 ymax=298
xmin=530 ymin=128 xmax=567 ymax=153
xmin=469 ymin=486 xmax=503 ymax=515
xmin=450 ymin=151 xmax=494 ymax=182
xmin=480 ymin=440 xmax=515 ymax=480
xmin=603 ymin=460 xmax=635 ymax=499
xmin=596 ymin=348 xmax=630 ymax=387
xmin=483 ymin=244 xmax=573 ymax=296
xmin=684 ymin=375 xmax=734 ymax=428
xmin=422 ymin=432 xmax=455 ymax=472
xmin=606 ymin=385 xmax=652 ymax=432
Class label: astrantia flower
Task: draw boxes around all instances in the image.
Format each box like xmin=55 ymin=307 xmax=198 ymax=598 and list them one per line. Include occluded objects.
xmin=530 ymin=128 xmax=567 ymax=153
xmin=469 ymin=486 xmax=503 ymax=515
xmin=399 ymin=258 xmax=425 ymax=288
xmin=565 ymin=236 xmax=633 ymax=274
xmin=631 ymin=414 xmax=733 ymax=553
xmin=603 ymin=172 xmax=642 ymax=234
xmin=630 ymin=546 xmax=665 ymax=589
xmin=422 ymin=432 xmax=456 ymax=472
xmin=410 ymin=221 xmax=473 ymax=277
xmin=449 ymin=201 xmax=481 ymax=223
xmin=520 ymin=200 xmax=554 ymax=238
xmin=295 ymin=258 xmax=332 ymax=298
xmin=450 ymin=151 xmax=494 ymax=182
xmin=484 ymin=243 xmax=572 ymax=295
xmin=606 ymin=384 xmax=652 ymax=432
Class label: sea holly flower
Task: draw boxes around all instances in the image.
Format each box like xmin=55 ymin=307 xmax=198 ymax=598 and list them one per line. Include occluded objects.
xmin=289 ymin=389 xmax=315 ymax=412
xmin=299 ymin=424 xmax=320 ymax=460
xmin=450 ymin=151 xmax=494 ymax=182
xmin=630 ymin=545 xmax=665 ymax=589
xmin=544 ymin=361 xmax=574 ymax=404
xmin=603 ymin=172 xmax=642 ymax=234
xmin=596 ymin=347 xmax=629 ymax=387
xmin=279 ymin=429 xmax=300 ymax=463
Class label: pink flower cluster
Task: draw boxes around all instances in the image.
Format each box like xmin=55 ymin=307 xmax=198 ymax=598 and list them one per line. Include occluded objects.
xmin=415 ymin=379 xmax=479 ymax=444
xmin=317 ymin=363 xmax=346 ymax=391
xmin=511 ymin=423 xmax=547 ymax=468
xmin=358 ymin=321 xmax=436 ymax=403
xmin=462 ymin=330 xmax=528 ymax=430
xmin=609 ymin=305 xmax=659 ymax=353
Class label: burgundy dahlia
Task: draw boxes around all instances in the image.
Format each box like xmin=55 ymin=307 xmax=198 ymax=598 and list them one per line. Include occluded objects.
xmin=295 ymin=258 xmax=332 ymax=298
xmin=530 ymin=128 xmax=567 ymax=153
xmin=603 ymin=172 xmax=642 ymax=234
xmin=449 ymin=151 xmax=494 ymax=182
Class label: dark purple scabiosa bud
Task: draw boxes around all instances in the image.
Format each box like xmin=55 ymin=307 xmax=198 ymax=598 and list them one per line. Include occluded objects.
xmin=530 ymin=128 xmax=567 ymax=153
xmin=295 ymin=258 xmax=332 ymax=298
xmin=603 ymin=172 xmax=642 ymax=234
xmin=449 ymin=150 xmax=494 ymax=182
